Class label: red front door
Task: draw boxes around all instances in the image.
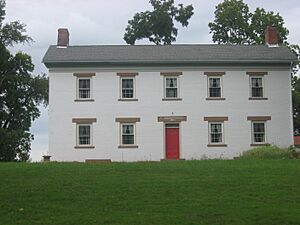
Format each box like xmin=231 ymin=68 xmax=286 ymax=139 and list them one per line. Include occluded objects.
xmin=165 ymin=126 xmax=180 ymax=159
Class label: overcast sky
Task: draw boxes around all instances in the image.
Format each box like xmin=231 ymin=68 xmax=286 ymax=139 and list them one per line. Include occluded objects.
xmin=5 ymin=0 xmax=300 ymax=161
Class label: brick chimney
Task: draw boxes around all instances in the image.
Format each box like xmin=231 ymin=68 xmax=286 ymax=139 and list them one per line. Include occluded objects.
xmin=265 ymin=26 xmax=278 ymax=46
xmin=57 ymin=28 xmax=69 ymax=48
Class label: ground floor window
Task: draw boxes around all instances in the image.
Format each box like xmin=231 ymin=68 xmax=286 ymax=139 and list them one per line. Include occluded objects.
xmin=121 ymin=124 xmax=135 ymax=145
xmin=209 ymin=122 xmax=223 ymax=144
xmin=77 ymin=124 xmax=92 ymax=146
xmin=252 ymin=121 xmax=266 ymax=144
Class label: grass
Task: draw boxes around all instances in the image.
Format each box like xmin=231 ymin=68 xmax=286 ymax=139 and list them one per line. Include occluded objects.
xmin=0 ymin=160 xmax=300 ymax=225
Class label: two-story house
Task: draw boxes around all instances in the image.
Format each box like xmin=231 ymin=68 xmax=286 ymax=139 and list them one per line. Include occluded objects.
xmin=43 ymin=27 xmax=297 ymax=162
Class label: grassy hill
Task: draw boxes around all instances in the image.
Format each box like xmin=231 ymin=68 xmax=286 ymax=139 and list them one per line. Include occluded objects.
xmin=0 ymin=160 xmax=299 ymax=225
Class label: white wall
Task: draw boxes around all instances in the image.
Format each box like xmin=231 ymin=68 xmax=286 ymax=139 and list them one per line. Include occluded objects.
xmin=48 ymin=66 xmax=293 ymax=161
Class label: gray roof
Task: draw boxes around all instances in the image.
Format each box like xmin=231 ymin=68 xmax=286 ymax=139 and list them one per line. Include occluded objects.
xmin=43 ymin=44 xmax=297 ymax=68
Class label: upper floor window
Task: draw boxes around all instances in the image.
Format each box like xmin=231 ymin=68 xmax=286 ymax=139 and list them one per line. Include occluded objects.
xmin=250 ymin=77 xmax=263 ymax=98
xmin=208 ymin=77 xmax=221 ymax=98
xmin=165 ymin=77 xmax=178 ymax=98
xmin=247 ymin=72 xmax=268 ymax=100
xmin=73 ymin=73 xmax=95 ymax=101
xmin=78 ymin=78 xmax=91 ymax=99
xmin=117 ymin=72 xmax=138 ymax=101
xmin=160 ymin=72 xmax=182 ymax=101
xmin=121 ymin=77 xmax=134 ymax=99
xmin=204 ymin=72 xmax=225 ymax=100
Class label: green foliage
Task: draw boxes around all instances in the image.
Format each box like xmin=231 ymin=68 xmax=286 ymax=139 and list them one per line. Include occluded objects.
xmin=0 ymin=0 xmax=48 ymax=161
xmin=0 ymin=0 xmax=32 ymax=46
xmin=208 ymin=0 xmax=289 ymax=45
xmin=124 ymin=0 xmax=194 ymax=45
xmin=292 ymin=74 xmax=300 ymax=135
xmin=1 ymin=161 xmax=300 ymax=224
xmin=240 ymin=145 xmax=296 ymax=159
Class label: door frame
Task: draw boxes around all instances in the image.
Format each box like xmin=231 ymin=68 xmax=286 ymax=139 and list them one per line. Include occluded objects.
xmin=164 ymin=123 xmax=181 ymax=159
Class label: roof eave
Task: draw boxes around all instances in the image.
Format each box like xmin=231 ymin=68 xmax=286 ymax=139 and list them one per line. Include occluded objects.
xmin=43 ymin=60 xmax=294 ymax=69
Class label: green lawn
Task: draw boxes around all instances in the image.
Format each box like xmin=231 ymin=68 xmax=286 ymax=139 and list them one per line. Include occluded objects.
xmin=0 ymin=160 xmax=300 ymax=225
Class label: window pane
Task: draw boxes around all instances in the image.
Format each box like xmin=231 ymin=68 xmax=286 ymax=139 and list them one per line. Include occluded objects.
xmin=122 ymin=125 xmax=134 ymax=135
xmin=209 ymin=78 xmax=220 ymax=88
xmin=209 ymin=87 xmax=221 ymax=97
xmin=252 ymin=87 xmax=263 ymax=97
xmin=79 ymin=125 xmax=91 ymax=145
xmin=122 ymin=79 xmax=133 ymax=89
xmin=79 ymin=89 xmax=90 ymax=99
xmin=166 ymin=78 xmax=177 ymax=88
xmin=166 ymin=88 xmax=177 ymax=98
xmin=122 ymin=135 xmax=134 ymax=144
xmin=122 ymin=89 xmax=134 ymax=98
xmin=79 ymin=79 xmax=90 ymax=88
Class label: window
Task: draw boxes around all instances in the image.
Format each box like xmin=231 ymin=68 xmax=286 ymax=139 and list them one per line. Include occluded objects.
xmin=72 ymin=118 xmax=96 ymax=148
xmin=209 ymin=122 xmax=223 ymax=144
xmin=204 ymin=116 xmax=228 ymax=147
xmin=252 ymin=122 xmax=266 ymax=144
xmin=73 ymin=73 xmax=95 ymax=101
xmin=208 ymin=77 xmax=221 ymax=98
xmin=78 ymin=124 xmax=91 ymax=146
xmin=204 ymin=72 xmax=225 ymax=100
xmin=165 ymin=77 xmax=178 ymax=98
xmin=247 ymin=72 xmax=267 ymax=100
xmin=247 ymin=116 xmax=270 ymax=146
xmin=78 ymin=78 xmax=91 ymax=99
xmin=117 ymin=72 xmax=138 ymax=101
xmin=250 ymin=77 xmax=263 ymax=98
xmin=115 ymin=117 xmax=140 ymax=148
xmin=121 ymin=124 xmax=135 ymax=145
xmin=121 ymin=77 xmax=134 ymax=99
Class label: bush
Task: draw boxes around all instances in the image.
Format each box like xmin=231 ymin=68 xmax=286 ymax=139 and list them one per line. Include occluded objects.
xmin=240 ymin=145 xmax=297 ymax=159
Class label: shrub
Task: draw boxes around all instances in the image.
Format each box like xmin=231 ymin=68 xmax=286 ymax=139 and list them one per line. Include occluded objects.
xmin=240 ymin=145 xmax=297 ymax=159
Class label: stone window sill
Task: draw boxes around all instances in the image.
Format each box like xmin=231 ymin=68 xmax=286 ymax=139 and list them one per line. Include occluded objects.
xmin=74 ymin=145 xmax=95 ymax=149
xmin=118 ymin=145 xmax=139 ymax=149
xmin=206 ymin=97 xmax=226 ymax=101
xmin=118 ymin=98 xmax=138 ymax=101
xmin=74 ymin=99 xmax=95 ymax=102
xmin=248 ymin=97 xmax=268 ymax=100
xmin=207 ymin=144 xmax=227 ymax=147
xmin=162 ymin=98 xmax=182 ymax=101
xmin=250 ymin=143 xmax=269 ymax=147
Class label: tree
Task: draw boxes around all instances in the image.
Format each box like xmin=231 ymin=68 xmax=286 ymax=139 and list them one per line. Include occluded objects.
xmin=0 ymin=0 xmax=48 ymax=161
xmin=123 ymin=0 xmax=194 ymax=45
xmin=208 ymin=0 xmax=289 ymax=45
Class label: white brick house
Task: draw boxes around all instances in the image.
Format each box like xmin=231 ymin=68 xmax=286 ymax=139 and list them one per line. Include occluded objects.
xmin=43 ymin=28 xmax=296 ymax=162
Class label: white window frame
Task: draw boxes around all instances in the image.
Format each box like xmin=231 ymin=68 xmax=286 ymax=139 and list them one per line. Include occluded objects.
xmin=207 ymin=76 xmax=223 ymax=98
xmin=208 ymin=122 xmax=224 ymax=144
xmin=249 ymin=76 xmax=264 ymax=98
xmin=76 ymin=123 xmax=93 ymax=146
xmin=77 ymin=77 xmax=93 ymax=100
xmin=164 ymin=76 xmax=179 ymax=99
xmin=120 ymin=123 xmax=136 ymax=146
xmin=251 ymin=121 xmax=266 ymax=144
xmin=120 ymin=76 xmax=135 ymax=99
